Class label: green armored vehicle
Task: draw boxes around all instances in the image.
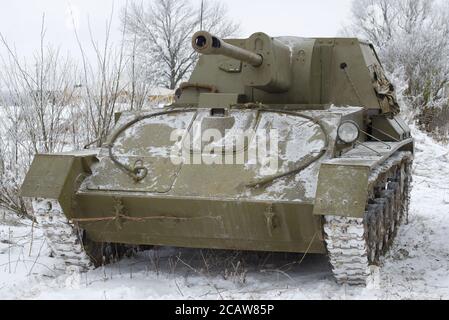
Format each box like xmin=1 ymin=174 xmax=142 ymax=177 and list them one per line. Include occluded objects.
xmin=21 ymin=31 xmax=414 ymax=285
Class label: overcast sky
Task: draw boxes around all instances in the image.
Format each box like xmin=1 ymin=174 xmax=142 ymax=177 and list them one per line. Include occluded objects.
xmin=0 ymin=0 xmax=353 ymax=61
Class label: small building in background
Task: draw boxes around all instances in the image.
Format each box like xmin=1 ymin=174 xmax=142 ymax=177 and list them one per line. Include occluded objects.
xmin=148 ymin=87 xmax=175 ymax=107
xmin=114 ymin=86 xmax=175 ymax=109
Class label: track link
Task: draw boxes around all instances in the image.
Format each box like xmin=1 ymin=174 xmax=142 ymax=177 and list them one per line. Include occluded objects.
xmin=32 ymin=199 xmax=93 ymax=270
xmin=324 ymin=152 xmax=413 ymax=286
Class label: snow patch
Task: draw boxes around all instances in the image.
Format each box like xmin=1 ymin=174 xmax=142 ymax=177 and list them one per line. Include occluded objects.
xmin=1 ymin=127 xmax=449 ymax=300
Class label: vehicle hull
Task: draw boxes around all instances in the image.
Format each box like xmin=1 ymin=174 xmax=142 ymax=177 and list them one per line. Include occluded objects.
xmin=74 ymin=192 xmax=326 ymax=254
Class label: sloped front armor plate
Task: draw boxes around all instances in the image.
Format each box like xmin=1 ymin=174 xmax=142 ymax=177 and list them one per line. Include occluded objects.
xmin=82 ymin=107 xmax=361 ymax=200
xmin=85 ymin=112 xmax=196 ymax=193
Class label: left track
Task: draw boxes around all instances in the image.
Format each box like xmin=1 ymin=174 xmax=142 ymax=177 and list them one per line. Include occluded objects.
xmin=32 ymin=199 xmax=93 ymax=270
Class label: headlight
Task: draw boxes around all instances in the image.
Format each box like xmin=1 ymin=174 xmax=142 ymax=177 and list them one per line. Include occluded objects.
xmin=337 ymin=121 xmax=360 ymax=144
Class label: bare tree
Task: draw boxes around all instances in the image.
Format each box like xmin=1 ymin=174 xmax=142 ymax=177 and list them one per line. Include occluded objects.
xmin=70 ymin=3 xmax=129 ymax=146
xmin=348 ymin=0 xmax=395 ymax=48
xmin=345 ymin=0 xmax=449 ymax=135
xmin=0 ymin=20 xmax=79 ymax=155
xmin=121 ymin=0 xmax=240 ymax=90
xmin=0 ymin=15 xmax=78 ymax=216
xmin=128 ymin=32 xmax=153 ymax=110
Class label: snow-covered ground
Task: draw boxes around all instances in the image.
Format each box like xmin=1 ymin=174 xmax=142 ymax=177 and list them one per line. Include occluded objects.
xmin=0 ymin=128 xmax=448 ymax=300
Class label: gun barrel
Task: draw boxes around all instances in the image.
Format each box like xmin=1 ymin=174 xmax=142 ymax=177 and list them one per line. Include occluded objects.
xmin=192 ymin=31 xmax=263 ymax=67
